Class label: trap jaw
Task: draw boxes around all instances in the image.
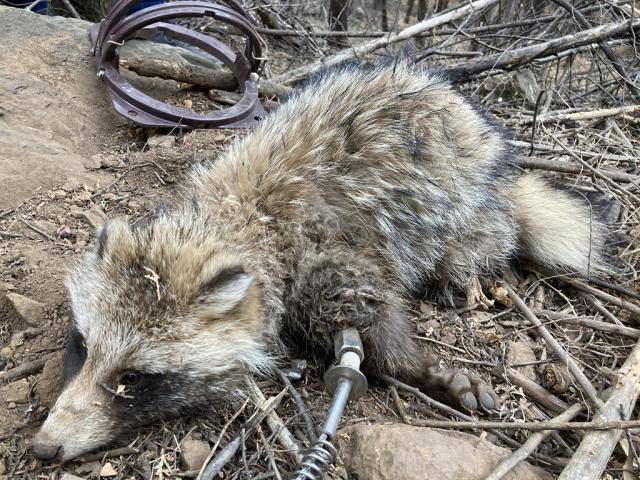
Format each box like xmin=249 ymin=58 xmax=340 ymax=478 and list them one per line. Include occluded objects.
xmin=89 ymin=0 xmax=266 ymax=130
xmin=294 ymin=328 xmax=368 ymax=480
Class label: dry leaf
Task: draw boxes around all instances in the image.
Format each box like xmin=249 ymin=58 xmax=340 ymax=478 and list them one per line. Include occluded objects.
xmin=116 ymin=384 xmax=125 ymax=395
xmin=99 ymin=462 xmax=117 ymax=477
xmin=489 ymin=285 xmax=513 ymax=307
xmin=184 ymin=99 xmax=193 ymax=109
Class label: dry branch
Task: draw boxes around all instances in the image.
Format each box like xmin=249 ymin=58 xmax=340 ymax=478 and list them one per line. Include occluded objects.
xmin=549 ymin=0 xmax=640 ymax=101
xmin=508 ymin=140 xmax=636 ymax=163
xmin=60 ymin=0 xmax=81 ymax=19
xmin=247 ymin=377 xmax=303 ymax=463
xmin=500 ymin=367 xmax=570 ymax=414
xmin=0 ymin=353 xmax=54 ymax=382
xmin=534 ymin=309 xmax=640 ymax=339
xmin=198 ymin=390 xmax=286 ymax=480
xmin=382 ymin=374 xmax=566 ymax=467
xmin=559 ymin=338 xmax=640 ymax=479
xmin=505 ymin=284 xmax=604 ymax=409
xmin=562 ymin=277 xmax=640 ymax=320
xmin=274 ymin=367 xmax=317 ymax=442
xmin=119 ymin=40 xmax=291 ymax=98
xmin=543 ymin=127 xmax=640 ymax=205
xmin=412 ymin=417 xmax=640 ymax=431
xmin=514 ymin=105 xmax=640 ymax=125
xmin=271 ymin=0 xmax=500 ymax=85
xmin=446 ymin=18 xmax=640 ymax=82
xmin=513 ymin=156 xmax=640 ymax=184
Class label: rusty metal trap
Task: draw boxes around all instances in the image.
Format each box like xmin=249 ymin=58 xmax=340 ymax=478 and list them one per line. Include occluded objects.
xmin=89 ymin=0 xmax=266 ymax=129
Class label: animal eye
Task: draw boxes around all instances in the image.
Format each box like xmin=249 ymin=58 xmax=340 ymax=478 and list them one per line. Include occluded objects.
xmin=119 ymin=370 xmax=143 ymax=386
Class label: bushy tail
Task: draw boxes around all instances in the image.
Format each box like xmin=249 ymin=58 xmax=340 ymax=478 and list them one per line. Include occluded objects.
xmin=512 ymin=173 xmax=607 ymax=277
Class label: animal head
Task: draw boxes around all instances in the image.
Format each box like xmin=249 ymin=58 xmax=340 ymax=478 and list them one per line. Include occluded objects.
xmin=31 ymin=216 xmax=268 ymax=462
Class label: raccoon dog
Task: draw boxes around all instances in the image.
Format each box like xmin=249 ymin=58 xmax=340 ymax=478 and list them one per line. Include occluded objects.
xmin=32 ymin=59 xmax=606 ymax=461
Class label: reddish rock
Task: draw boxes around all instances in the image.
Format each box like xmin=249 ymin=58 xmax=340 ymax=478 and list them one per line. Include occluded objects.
xmin=337 ymin=424 xmax=551 ymax=480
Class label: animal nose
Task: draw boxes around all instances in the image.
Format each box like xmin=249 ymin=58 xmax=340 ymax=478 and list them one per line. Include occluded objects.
xmin=30 ymin=440 xmax=62 ymax=462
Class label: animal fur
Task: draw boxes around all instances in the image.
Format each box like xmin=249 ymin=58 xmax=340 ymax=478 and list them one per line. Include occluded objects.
xmin=32 ymin=59 xmax=606 ymax=461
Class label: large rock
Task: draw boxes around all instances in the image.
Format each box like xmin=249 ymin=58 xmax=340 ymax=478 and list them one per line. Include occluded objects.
xmin=337 ymin=424 xmax=552 ymax=480
xmin=0 ymin=7 xmax=117 ymax=211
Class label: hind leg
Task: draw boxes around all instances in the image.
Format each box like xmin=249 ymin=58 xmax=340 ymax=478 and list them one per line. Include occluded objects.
xmin=283 ymin=246 xmax=497 ymax=412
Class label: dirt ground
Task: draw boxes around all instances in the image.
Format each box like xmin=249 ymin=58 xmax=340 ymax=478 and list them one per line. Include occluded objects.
xmin=1 ymin=1 xmax=640 ymax=479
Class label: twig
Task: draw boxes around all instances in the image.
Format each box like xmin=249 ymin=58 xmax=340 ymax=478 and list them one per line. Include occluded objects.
xmin=60 ymin=0 xmax=81 ymax=19
xmin=101 ymin=383 xmax=134 ymax=399
xmin=411 ymin=417 xmax=640 ymax=431
xmin=381 ymin=374 xmax=566 ymax=468
xmin=505 ymin=284 xmax=604 ymax=410
xmin=274 ymin=367 xmax=317 ymax=442
xmin=446 ymin=18 xmax=640 ymax=82
xmin=513 ymin=155 xmax=640 ymax=184
xmin=507 ymin=139 xmax=637 ymax=163
xmin=25 ymin=0 xmax=46 ymax=11
xmin=272 ymin=0 xmax=500 ymax=85
xmin=246 ymin=377 xmax=303 ymax=463
xmin=559 ymin=338 xmax=640 ymax=479
xmin=514 ymin=105 xmax=640 ymax=125
xmin=255 ymin=16 xmax=557 ymax=38
xmin=143 ymin=266 xmax=162 ymax=302
xmin=534 ymin=309 xmax=640 ymax=339
xmin=588 ymin=278 xmax=640 ymax=302
xmin=499 ymin=367 xmax=570 ymax=414
xmin=196 ymin=398 xmax=250 ymax=480
xmin=561 ymin=276 xmax=640 ymax=319
xmin=549 ymin=0 xmax=640 ymax=101
xmin=0 ymin=230 xmax=24 ymax=238
xmin=19 ymin=216 xmax=56 ymax=242
xmin=258 ymin=427 xmax=283 ymax=480
xmin=119 ymin=40 xmax=291 ymax=98
xmin=389 ymin=384 xmax=412 ymax=423
xmin=583 ymin=295 xmax=624 ymax=326
xmin=77 ymin=446 xmax=139 ymax=463
xmin=0 ymin=354 xmax=53 ymax=382
xmin=198 ymin=389 xmax=286 ymax=480
xmin=484 ymin=404 xmax=583 ymax=480
xmin=543 ymin=126 xmax=640 ymax=205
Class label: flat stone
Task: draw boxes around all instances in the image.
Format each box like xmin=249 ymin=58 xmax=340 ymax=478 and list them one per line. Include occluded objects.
xmin=338 ymin=424 xmax=552 ymax=480
xmin=4 ymin=292 xmax=45 ymax=326
xmin=180 ymin=438 xmax=210 ymax=471
xmin=76 ymin=204 xmax=107 ymax=229
xmin=507 ymin=340 xmax=537 ymax=381
xmin=60 ymin=474 xmax=87 ymax=480
xmin=1 ymin=378 xmax=30 ymax=404
xmin=147 ymin=134 xmax=176 ymax=150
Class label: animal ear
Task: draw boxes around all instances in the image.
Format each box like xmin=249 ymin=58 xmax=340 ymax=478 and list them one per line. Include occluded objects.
xmin=197 ymin=265 xmax=254 ymax=317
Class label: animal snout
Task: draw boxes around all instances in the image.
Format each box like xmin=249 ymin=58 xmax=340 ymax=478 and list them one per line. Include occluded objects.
xmin=30 ymin=439 xmax=63 ymax=462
